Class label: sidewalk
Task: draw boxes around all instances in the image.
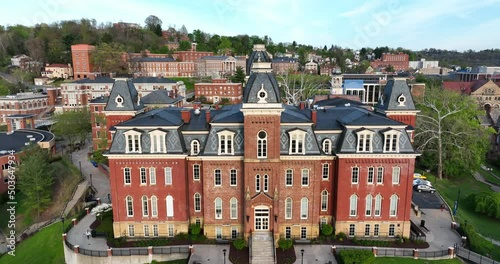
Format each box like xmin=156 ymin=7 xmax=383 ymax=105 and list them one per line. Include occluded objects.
xmin=293 ymin=245 xmax=337 ymax=264
xmin=473 ymin=172 xmax=500 ymax=192
xmin=66 ymin=214 xmax=108 ymax=250
xmin=189 ymin=244 xmax=229 ymax=264
xmin=412 ymin=208 xmax=462 ymax=251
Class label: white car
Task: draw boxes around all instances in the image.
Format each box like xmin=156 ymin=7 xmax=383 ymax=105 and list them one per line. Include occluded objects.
xmin=413 ymin=179 xmax=432 ymax=187
xmin=414 ymin=184 xmax=436 ymax=193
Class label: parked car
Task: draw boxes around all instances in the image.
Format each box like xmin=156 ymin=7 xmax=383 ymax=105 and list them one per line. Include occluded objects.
xmin=413 ymin=179 xmax=432 ymax=187
xmin=414 ymin=184 xmax=436 ymax=193
xmin=413 ymin=173 xmax=427 ymax=180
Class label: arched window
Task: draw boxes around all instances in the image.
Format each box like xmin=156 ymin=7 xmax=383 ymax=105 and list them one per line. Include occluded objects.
xmin=301 ymin=197 xmax=309 ymax=219
xmin=151 ymin=196 xmax=158 ymax=217
xmin=365 ymin=194 xmax=373 ymax=216
xmin=142 ymin=196 xmax=149 ymax=217
xmin=322 ymin=139 xmax=332 ymax=154
xmin=321 ymin=190 xmax=328 ymax=211
xmin=349 ymin=194 xmax=358 ymax=216
xmin=191 ymin=140 xmax=200 ymax=155
xmin=374 ymin=194 xmax=382 ymax=216
xmin=230 ymin=197 xmax=238 ymax=219
xmin=257 ymin=131 xmax=267 ymax=158
xmin=126 ymin=196 xmax=133 ymax=217
xmin=215 ymin=197 xmax=222 ymax=219
xmin=390 ymin=194 xmax=398 ymax=216
xmin=194 ymin=193 xmax=201 ymax=212
xmin=166 ymin=195 xmax=174 ymax=217
xmin=255 ymin=174 xmax=261 ymax=192
xmin=263 ymin=174 xmax=269 ymax=192
xmin=285 ymin=197 xmax=292 ymax=219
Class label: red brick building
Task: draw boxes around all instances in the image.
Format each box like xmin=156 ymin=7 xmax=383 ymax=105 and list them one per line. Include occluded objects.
xmin=371 ymin=53 xmax=410 ymax=72
xmin=194 ymin=79 xmax=243 ymax=103
xmin=0 ymin=92 xmax=55 ymax=124
xmin=271 ymin=57 xmax=299 ymax=75
xmin=71 ymin=44 xmax=95 ymax=80
xmin=103 ymin=46 xmax=418 ymax=247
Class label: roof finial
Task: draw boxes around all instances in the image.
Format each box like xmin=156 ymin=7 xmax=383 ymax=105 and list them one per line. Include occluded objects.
xmin=257 ymin=53 xmax=261 ymax=62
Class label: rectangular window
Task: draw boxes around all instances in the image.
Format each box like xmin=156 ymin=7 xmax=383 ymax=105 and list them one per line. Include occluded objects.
xmin=374 ymin=224 xmax=380 ymax=237
xmin=263 ymin=174 xmax=268 ymax=192
xmin=367 ymin=167 xmax=374 ymax=184
xmin=322 ymin=163 xmax=329 ymax=180
xmin=193 ymin=164 xmax=200 ymax=180
xmin=216 ymin=227 xmax=222 ymax=239
xmin=165 ymin=167 xmax=172 ymax=185
xmin=219 ymin=134 xmax=234 ymax=154
xmin=392 ymin=167 xmax=400 ymax=184
xmin=320 ymin=218 xmax=327 ymax=227
xmin=301 ymin=169 xmax=309 ymax=186
xmin=351 ymin=167 xmax=359 ymax=184
xmin=214 ymin=169 xmax=221 ymax=186
xmin=364 ymin=224 xmax=370 ymax=237
xmin=149 ymin=168 xmax=156 ymax=185
xmin=300 ymin=227 xmax=307 ymax=240
xmin=140 ymin=168 xmax=147 ymax=185
xmin=128 ymin=225 xmax=135 ymax=237
xmin=153 ymin=224 xmax=159 ymax=237
xmin=144 ymin=225 xmax=150 ymax=237
xmin=389 ymin=224 xmax=395 ymax=237
xmin=357 ymin=133 xmax=372 ymax=152
xmin=349 ymin=224 xmax=355 ymax=237
xmin=384 ymin=134 xmax=398 ymax=152
xmin=285 ymin=227 xmax=291 ymax=239
xmin=290 ymin=134 xmax=304 ymax=154
xmin=124 ymin=168 xmax=131 ymax=184
xmin=377 ymin=167 xmax=384 ymax=184
xmin=168 ymin=224 xmax=174 ymax=237
xmin=230 ymin=169 xmax=237 ymax=186
xmin=231 ymin=227 xmax=238 ymax=239
xmin=285 ymin=169 xmax=293 ymax=186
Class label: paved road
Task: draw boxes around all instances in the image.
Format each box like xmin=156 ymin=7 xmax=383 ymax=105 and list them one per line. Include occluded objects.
xmin=412 ymin=190 xmax=443 ymax=209
xmin=0 ymin=72 xmax=15 ymax=84
xmin=293 ymin=245 xmax=337 ymax=264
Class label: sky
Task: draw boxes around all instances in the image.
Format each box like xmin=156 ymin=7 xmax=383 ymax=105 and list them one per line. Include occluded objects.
xmin=1 ymin=0 xmax=500 ymax=51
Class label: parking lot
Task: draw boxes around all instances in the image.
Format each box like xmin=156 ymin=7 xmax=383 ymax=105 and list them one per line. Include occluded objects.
xmin=412 ymin=190 xmax=444 ymax=209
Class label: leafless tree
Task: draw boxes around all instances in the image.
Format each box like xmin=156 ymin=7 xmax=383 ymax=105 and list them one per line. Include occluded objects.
xmin=277 ymin=71 xmax=323 ymax=105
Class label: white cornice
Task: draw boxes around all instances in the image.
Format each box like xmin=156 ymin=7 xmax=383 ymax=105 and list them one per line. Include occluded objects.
xmin=195 ymin=156 xmax=245 ymax=161
xmin=314 ymin=130 xmax=343 ymax=134
xmin=385 ymin=110 xmax=420 ymax=115
xmin=115 ymin=126 xmax=179 ymax=130
xmin=103 ymin=110 xmax=144 ymax=115
xmin=210 ymin=123 xmax=243 ymax=127
xmin=280 ymin=156 xmax=335 ymax=160
xmin=181 ymin=131 xmax=209 ymax=135
xmin=281 ymin=123 xmax=313 ymax=126
xmin=344 ymin=125 xmax=407 ymax=129
xmin=104 ymin=154 xmax=187 ymax=159
xmin=336 ymin=153 xmax=420 ymax=158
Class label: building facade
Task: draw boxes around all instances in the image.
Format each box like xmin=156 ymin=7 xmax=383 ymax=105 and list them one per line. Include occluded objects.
xmin=194 ymin=79 xmax=243 ymax=103
xmin=103 ymin=47 xmax=418 ymax=246
xmin=371 ymin=53 xmax=409 ymax=72
xmin=271 ymin=57 xmax=299 ymax=75
xmin=71 ymin=44 xmax=95 ymax=80
xmin=0 ymin=93 xmax=55 ymax=124
xmin=41 ymin=63 xmax=74 ymax=79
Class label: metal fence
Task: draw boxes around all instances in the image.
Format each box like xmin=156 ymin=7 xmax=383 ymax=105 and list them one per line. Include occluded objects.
xmin=334 ymin=245 xmax=450 ymax=260
xmin=456 ymin=246 xmax=498 ymax=264
xmin=79 ymin=248 xmax=108 ymax=257
xmin=419 ymin=250 xmax=449 ymax=258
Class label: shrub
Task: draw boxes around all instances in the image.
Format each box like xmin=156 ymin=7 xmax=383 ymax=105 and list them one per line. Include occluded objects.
xmin=49 ymin=155 xmax=62 ymax=163
xmin=353 ymin=239 xmax=391 ymax=247
xmin=337 ymin=249 xmax=375 ymax=264
xmin=336 ymin=232 xmax=347 ymax=241
xmin=175 ymin=232 xmax=188 ymax=240
xmin=469 ymin=192 xmax=500 ymax=219
xmin=459 ymin=220 xmax=494 ymax=255
xmin=190 ymin=224 xmax=201 ymax=235
xmin=233 ymin=238 xmax=246 ymax=250
xmin=278 ymin=239 xmax=293 ymax=250
xmin=321 ymin=224 xmax=334 ymax=236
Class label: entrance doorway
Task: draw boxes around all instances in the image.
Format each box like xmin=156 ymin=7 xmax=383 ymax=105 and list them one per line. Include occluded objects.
xmin=254 ymin=206 xmax=269 ymax=231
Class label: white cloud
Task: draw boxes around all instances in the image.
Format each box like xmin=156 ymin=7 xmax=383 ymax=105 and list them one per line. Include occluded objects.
xmin=340 ymin=1 xmax=382 ymax=18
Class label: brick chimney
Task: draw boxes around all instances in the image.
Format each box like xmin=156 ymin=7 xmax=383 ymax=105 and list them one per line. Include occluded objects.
xmin=181 ymin=110 xmax=191 ymax=123
xmin=205 ymin=109 xmax=211 ymax=123
xmin=299 ymin=102 xmax=305 ymax=110
xmin=311 ymin=110 xmax=317 ymax=125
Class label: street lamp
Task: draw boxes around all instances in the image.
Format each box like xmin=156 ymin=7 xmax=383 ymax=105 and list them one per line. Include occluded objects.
xmin=79 ymin=161 xmax=82 ymax=178
xmin=301 ymin=249 xmax=304 ymax=264
xmin=61 ymin=217 xmax=65 ymax=234
xmin=223 ymin=249 xmax=227 ymax=264
xmin=90 ymin=173 xmax=93 ymax=187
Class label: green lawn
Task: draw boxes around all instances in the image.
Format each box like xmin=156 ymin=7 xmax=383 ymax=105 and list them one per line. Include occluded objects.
xmin=169 ymin=77 xmax=196 ymax=93
xmin=477 ymin=170 xmax=500 ymax=186
xmin=373 ymin=257 xmax=462 ymax=264
xmin=0 ymin=220 xmax=70 ymax=264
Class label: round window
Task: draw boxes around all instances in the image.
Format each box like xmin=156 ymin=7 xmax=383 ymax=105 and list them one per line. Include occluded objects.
xmin=259 ymin=91 xmax=266 ymax=98
xmin=258 ymin=131 xmax=266 ymax=139
xmin=117 ymin=97 xmax=123 ymax=103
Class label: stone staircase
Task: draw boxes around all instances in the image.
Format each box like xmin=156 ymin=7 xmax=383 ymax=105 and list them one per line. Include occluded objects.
xmin=250 ymin=231 xmax=275 ymax=264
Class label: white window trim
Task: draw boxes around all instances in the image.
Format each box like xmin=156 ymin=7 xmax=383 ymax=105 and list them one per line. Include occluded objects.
xmin=367 ymin=167 xmax=374 ymax=184
xmin=142 ymin=196 xmax=149 ymax=217
xmin=140 ymin=167 xmax=147 ymax=185
xmin=257 ymin=131 xmax=267 ymax=159
xmin=124 ymin=167 xmax=131 ymax=185
xmin=374 ymin=194 xmax=382 ymax=216
xmin=124 ymin=130 xmax=142 ymax=153
xmin=376 ymin=167 xmax=384 ymax=184
xmin=349 ymin=194 xmax=358 ymax=217
xmin=392 ymin=166 xmax=401 ymax=185
xmin=194 ymin=193 xmax=201 ymax=212
xmin=390 ymin=194 xmax=398 ymax=217
xmin=191 ymin=140 xmax=200 ymax=155
xmin=151 ymin=196 xmax=158 ymax=217
xmin=322 ymin=139 xmax=332 ymax=154
xmin=301 ymin=169 xmax=309 ymax=186
xmin=230 ymin=169 xmax=237 ymax=186
xmin=351 ymin=166 xmax=359 ymax=184
xmin=285 ymin=197 xmax=292 ymax=219
xmin=217 ymin=130 xmax=235 ymax=155
xmin=365 ymin=194 xmax=373 ymax=216
xmin=165 ymin=167 xmax=173 ymax=185
xmin=300 ymin=197 xmax=309 ymax=219
xmin=214 ymin=169 xmax=222 ymax=186
xmin=126 ymin=196 xmax=133 ymax=217
xmin=215 ymin=198 xmax=222 ymax=219
xmin=230 ymin=197 xmax=238 ymax=219
xmin=356 ymin=130 xmax=374 ymax=153
xmin=149 ymin=130 xmax=167 ymax=154
xmin=321 ymin=190 xmax=328 ymax=211
xmin=166 ymin=195 xmax=174 ymax=217
xmin=193 ymin=164 xmax=201 ymax=181
xmin=149 ymin=167 xmax=156 ymax=185
xmin=383 ymin=130 xmax=401 ymax=153
xmin=288 ymin=130 xmax=306 ymax=155
xmin=285 ymin=169 xmax=293 ymax=186
xmin=322 ymin=163 xmax=329 ymax=180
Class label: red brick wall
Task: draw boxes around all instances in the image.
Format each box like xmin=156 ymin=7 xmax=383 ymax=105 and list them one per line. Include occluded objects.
xmin=386 ymin=114 xmax=416 ymax=128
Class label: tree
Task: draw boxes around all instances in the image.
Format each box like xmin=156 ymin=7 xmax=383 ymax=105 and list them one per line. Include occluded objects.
xmin=91 ymin=42 xmax=127 ymax=74
xmin=17 ymin=145 xmax=54 ymax=217
xmin=178 ymin=40 xmax=191 ymax=51
xmin=230 ymin=66 xmax=245 ymax=84
xmin=52 ymin=109 xmax=92 ymax=148
xmin=414 ymin=86 xmax=493 ymax=179
xmin=144 ymin=15 xmax=162 ymax=36
xmin=278 ymin=72 xmax=324 ymax=105
xmin=385 ymin=65 xmax=395 ymax=72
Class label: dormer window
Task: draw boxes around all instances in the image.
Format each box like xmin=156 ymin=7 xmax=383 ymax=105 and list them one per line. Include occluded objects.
xmin=124 ymin=130 xmax=142 ymax=153
xmin=115 ymin=94 xmax=124 ymax=107
xmin=383 ymin=130 xmax=401 ymax=153
xmin=218 ymin=130 xmax=235 ymax=155
xmin=356 ymin=130 xmax=374 ymax=153
xmin=288 ymin=130 xmax=306 ymax=155
xmin=191 ymin=140 xmax=200 ymax=155
xmin=322 ymin=139 xmax=332 ymax=154
xmin=149 ymin=130 xmax=167 ymax=153
xmin=397 ymin=94 xmax=406 ymax=106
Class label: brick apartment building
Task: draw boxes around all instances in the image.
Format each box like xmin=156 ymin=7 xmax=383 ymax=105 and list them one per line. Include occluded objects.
xmin=0 ymin=91 xmax=57 ymax=123
xmin=271 ymin=57 xmax=299 ymax=75
xmin=101 ymin=45 xmax=418 ymax=245
xmin=41 ymin=63 xmax=74 ymax=79
xmin=71 ymin=44 xmax=95 ymax=80
xmin=371 ymin=53 xmax=409 ymax=72
xmin=194 ymin=78 xmax=243 ymax=103
xmin=195 ymin=56 xmax=246 ymax=77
